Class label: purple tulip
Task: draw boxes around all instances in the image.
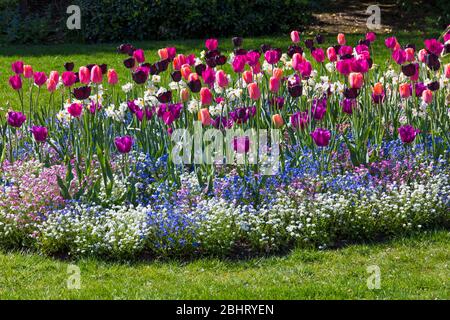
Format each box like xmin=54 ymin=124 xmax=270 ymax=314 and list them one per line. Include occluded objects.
xmin=157 ymin=91 xmax=172 ymax=103
xmin=7 ymin=111 xmax=26 ymax=128
xmin=73 ymin=86 xmax=92 ymax=100
xmin=341 ymin=98 xmax=356 ymax=115
xmin=310 ymin=128 xmax=331 ymax=147
xmin=398 ymin=125 xmax=419 ymax=144
xmin=264 ymin=49 xmax=280 ymax=65
xmin=232 ymin=136 xmax=250 ymax=154
xmin=33 ymin=72 xmax=47 ymax=87
xmin=12 ymin=60 xmax=24 ymax=74
xmin=9 ymin=75 xmax=22 ymax=90
xmin=115 ymin=136 xmax=134 ymax=154
xmin=31 ymin=126 xmax=48 ymax=142
xmin=290 ymin=112 xmax=309 ymax=130
xmin=311 ymin=97 xmax=327 ymax=120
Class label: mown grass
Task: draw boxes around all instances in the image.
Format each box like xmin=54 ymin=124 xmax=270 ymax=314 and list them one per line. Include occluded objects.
xmin=0 ymin=231 xmax=448 ymax=299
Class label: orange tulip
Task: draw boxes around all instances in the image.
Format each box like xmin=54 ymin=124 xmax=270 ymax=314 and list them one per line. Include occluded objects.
xmin=198 ymin=108 xmax=212 ymax=126
xmin=180 ymin=88 xmax=190 ymax=102
xmin=272 ymin=114 xmax=284 ymax=128
xmin=373 ymin=82 xmax=384 ymax=96
xmin=247 ymin=82 xmax=261 ymax=100
xmin=399 ymin=83 xmax=411 ymax=98
xmin=272 ymin=67 xmax=283 ymax=80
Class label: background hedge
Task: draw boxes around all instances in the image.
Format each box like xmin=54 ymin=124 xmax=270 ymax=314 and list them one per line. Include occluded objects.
xmin=0 ymin=0 xmax=314 ymax=44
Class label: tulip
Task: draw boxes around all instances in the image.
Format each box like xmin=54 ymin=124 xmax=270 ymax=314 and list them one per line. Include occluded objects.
xmin=200 ymin=87 xmax=213 ymax=105
xmin=31 ymin=126 xmax=48 ymax=143
xmin=62 ymin=71 xmax=77 ymax=87
xmin=171 ymin=70 xmax=182 ymax=82
xmin=115 ymin=136 xmax=134 ymax=154
xmin=392 ymin=49 xmax=406 ymax=65
xmin=311 ymin=97 xmax=327 ymax=120
xmin=12 ymin=60 xmax=24 ymax=74
xmin=298 ymin=60 xmax=312 ymax=77
xmin=398 ymin=125 xmax=419 ymax=144
xmin=64 ymin=62 xmax=75 ymax=71
xmin=24 ymin=65 xmax=33 ymax=78
xmin=9 ymin=75 xmax=22 ymax=91
xmin=246 ymin=51 xmax=260 ymax=67
xmin=205 ymin=38 xmax=218 ymax=51
xmin=315 ymin=34 xmax=325 ymax=44
xmin=232 ymin=136 xmax=250 ymax=154
xmin=242 ymin=70 xmax=253 ymax=84
xmin=426 ymin=53 xmax=440 ymax=71
xmin=188 ymin=78 xmax=202 ymax=93
xmin=123 ymin=57 xmax=136 ymax=69
xmin=90 ymin=65 xmax=103 ymax=84
xmin=341 ymin=98 xmax=356 ymax=115
xmin=365 ymin=32 xmax=376 ymax=42
xmin=180 ymin=88 xmax=190 ymax=102
xmin=132 ymin=69 xmax=148 ymax=84
xmin=158 ymin=48 xmax=169 ymax=60
xmin=67 ymin=103 xmax=83 ymax=118
xmin=201 ymin=67 xmax=216 ymax=87
xmin=216 ymin=70 xmax=229 ymax=88
xmin=79 ymin=67 xmax=91 ymax=84
xmin=373 ymin=82 xmax=384 ymax=96
xmin=73 ymin=86 xmax=92 ymax=100
xmin=107 ymin=69 xmax=118 ymax=85
xmin=157 ymin=91 xmax=172 ymax=103
xmin=49 ymin=71 xmax=59 ymax=84
xmin=304 ymin=39 xmax=314 ymax=49
xmin=272 ymin=114 xmax=284 ymax=128
xmin=232 ymin=36 xmax=243 ymax=47
xmin=445 ymin=64 xmax=450 ymax=79
xmin=292 ymin=53 xmax=304 ymax=71
xmin=287 ymin=45 xmax=303 ymax=57
xmin=264 ymin=49 xmax=280 ymax=65
xmin=336 ymin=60 xmax=351 ymax=75
xmin=418 ymin=49 xmax=427 ymax=63
xmin=326 ymin=47 xmax=337 ymax=62
xmin=348 ymin=72 xmax=363 ymax=89
xmin=311 ymin=48 xmax=325 ymax=63
xmin=251 ymin=62 xmax=261 ymax=74
xmin=401 ymin=63 xmax=416 ymax=77
xmin=7 ymin=111 xmax=26 ymax=127
xmin=399 ymin=83 xmax=411 ymax=98
xmin=198 ymin=108 xmax=212 ymax=126
xmin=133 ymin=49 xmax=145 ymax=63
xmin=272 ymin=67 xmax=283 ymax=80
xmin=421 ymin=89 xmax=433 ymax=104
xmin=310 ymin=128 xmax=331 ymax=147
xmin=33 ymin=72 xmax=47 ymax=87
xmin=247 ymin=82 xmax=261 ymax=100
xmin=405 ymin=48 xmax=415 ymax=62
xmin=424 ymin=39 xmax=444 ymax=56
xmin=290 ymin=112 xmax=308 ymax=130
xmin=167 ymin=47 xmax=177 ymax=60
xmin=337 ymin=33 xmax=346 ymax=45
xmin=385 ymin=36 xmax=397 ymax=49
xmin=339 ymin=45 xmax=353 ymax=56
xmin=46 ymin=78 xmax=57 ymax=92
xmin=232 ymin=55 xmax=246 ymax=73
xmin=178 ymin=64 xmax=191 ymax=81
xmin=290 ymin=30 xmax=300 ymax=43
xmin=351 ymin=58 xmax=369 ymax=73
xmin=269 ymin=76 xmax=280 ymax=93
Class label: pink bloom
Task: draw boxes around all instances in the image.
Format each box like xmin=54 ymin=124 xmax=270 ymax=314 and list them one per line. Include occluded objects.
xmin=269 ymin=76 xmax=280 ymax=93
xmin=247 ymin=82 xmax=261 ymax=100
xmin=133 ymin=49 xmax=145 ymax=63
xmin=385 ymin=36 xmax=397 ymax=49
xmin=310 ymin=128 xmax=331 ymax=147
xmin=215 ymin=70 xmax=229 ymax=87
xmin=392 ymin=49 xmax=406 ymax=65
xmin=398 ymin=125 xmax=419 ymax=143
xmin=311 ymin=48 xmax=325 ymax=63
xmin=24 ymin=65 xmax=33 ymax=78
xmin=115 ymin=136 xmax=134 ymax=153
xmin=79 ymin=66 xmax=91 ymax=84
xmin=424 ymin=39 xmax=444 ymax=56
xmin=232 ymin=136 xmax=250 ymax=154
xmin=246 ymin=51 xmax=260 ymax=67
xmin=9 ymin=75 xmax=22 ymax=90
xmin=31 ymin=126 xmax=48 ymax=142
xmin=337 ymin=33 xmax=346 ymax=45
xmin=326 ymin=47 xmax=337 ymax=62
xmin=107 ymin=69 xmax=118 ymax=85
xmin=12 ymin=60 xmax=24 ymax=74
xmin=348 ymin=72 xmax=364 ymax=89
xmin=200 ymin=87 xmax=213 ymax=105
xmin=290 ymin=30 xmax=300 ymax=43
xmin=205 ymin=38 xmax=218 ymax=51
xmin=46 ymin=78 xmax=57 ymax=92
xmin=62 ymin=71 xmax=77 ymax=87
xmin=336 ymin=59 xmax=351 ymax=75
xmin=298 ymin=60 xmax=312 ymax=77
xmin=49 ymin=71 xmax=59 ymax=83
xmin=7 ymin=111 xmax=26 ymax=127
xmin=264 ymin=49 xmax=280 ymax=64
xmin=67 ymin=103 xmax=83 ymax=118
xmin=232 ymin=55 xmax=246 ymax=73
xmin=33 ymin=72 xmax=47 ymax=87
xmin=201 ymin=67 xmax=216 ymax=86
xmin=292 ymin=53 xmax=304 ymax=71
xmin=90 ymin=65 xmax=103 ymax=84
xmin=365 ymin=32 xmax=376 ymax=42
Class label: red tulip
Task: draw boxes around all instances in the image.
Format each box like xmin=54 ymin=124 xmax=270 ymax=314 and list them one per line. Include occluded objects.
xmin=90 ymin=65 xmax=103 ymax=84
xmin=107 ymin=69 xmax=118 ymax=85
xmin=200 ymin=87 xmax=213 ymax=105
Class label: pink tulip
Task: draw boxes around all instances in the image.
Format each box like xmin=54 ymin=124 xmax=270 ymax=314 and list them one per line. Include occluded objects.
xmin=269 ymin=76 xmax=280 ymax=93
xmin=385 ymin=36 xmax=397 ymax=49
xmin=365 ymin=32 xmax=376 ymax=42
xmin=290 ymin=30 xmax=300 ymax=43
xmin=336 ymin=59 xmax=351 ymax=75
xmin=202 ymin=67 xmax=216 ymax=86
xmin=9 ymin=75 xmax=22 ymax=90
xmin=62 ymin=71 xmax=77 ymax=87
xmin=167 ymin=47 xmax=177 ymax=60
xmin=311 ymin=48 xmax=325 ymax=63
xmin=133 ymin=49 xmax=145 ymax=63
xmin=24 ymin=65 xmax=34 ymax=78
xmin=247 ymin=82 xmax=261 ymax=100
xmin=46 ymin=78 xmax=57 ymax=92
xmin=158 ymin=48 xmax=169 ymax=60
xmin=242 ymin=70 xmax=253 ymax=84
xmin=216 ymin=70 xmax=229 ymax=88
xmin=264 ymin=50 xmax=280 ymax=65
xmin=68 ymin=102 xmax=83 ymax=118
xmin=399 ymin=83 xmax=411 ymax=98
xmin=445 ymin=64 xmax=450 ymax=79
xmin=405 ymin=48 xmax=415 ymax=62
xmin=421 ymin=89 xmax=433 ymax=104
xmin=298 ymin=60 xmax=312 ymax=77
xmin=79 ymin=66 xmax=91 ymax=84
xmin=107 ymin=69 xmax=118 ymax=85
xmin=348 ymin=72 xmax=364 ymax=89
xmin=337 ymin=33 xmax=346 ymax=45
xmin=7 ymin=111 xmax=26 ymax=127
xmin=49 ymin=71 xmax=59 ymax=83
xmin=326 ymin=47 xmax=337 ymax=62
xmin=115 ymin=136 xmax=133 ymax=154
xmin=292 ymin=53 xmax=304 ymax=71
xmin=232 ymin=55 xmax=246 ymax=73
xmin=91 ymin=65 xmax=103 ymax=84
xmin=200 ymin=87 xmax=213 ymax=105
xmin=418 ymin=49 xmax=427 ymax=63
xmin=392 ymin=49 xmax=406 ymax=65
xmin=198 ymin=108 xmax=212 ymax=126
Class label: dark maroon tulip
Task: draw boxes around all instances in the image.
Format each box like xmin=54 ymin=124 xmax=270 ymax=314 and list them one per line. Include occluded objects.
xmin=132 ymin=69 xmax=148 ymax=84
xmin=288 ymin=83 xmax=302 ymax=98
xmin=123 ymin=57 xmax=136 ymax=69
xmin=358 ymin=39 xmax=370 ymax=47
xmin=260 ymin=44 xmax=271 ymax=53
xmin=232 ymin=36 xmax=243 ymax=47
xmin=7 ymin=111 xmax=26 ymax=127
xmin=73 ymin=86 xmax=92 ymax=100
xmin=367 ymin=58 xmax=373 ymax=69
xmin=195 ymin=63 xmax=206 ymax=75
xmin=315 ymin=34 xmax=325 ymax=44
xmin=74 ymin=72 xmax=80 ymax=83
xmin=115 ymin=136 xmax=133 ymax=153
xmin=171 ymin=70 xmax=182 ymax=82
xmin=99 ymin=64 xmax=108 ymax=75
xmin=287 ymin=45 xmax=303 ymax=58
xmin=234 ymin=48 xmax=248 ymax=56
xmin=157 ymin=91 xmax=172 ymax=103
xmin=86 ymin=64 xmax=95 ymax=71
xmin=155 ymin=59 xmax=169 ymax=73
xmin=64 ymin=62 xmax=75 ymax=71
xmin=426 ymin=53 xmax=440 ymax=71
xmin=401 ymin=63 xmax=416 ymax=77
xmin=205 ymin=57 xmax=217 ymax=68
xmin=344 ymin=88 xmax=359 ymax=99
xmin=333 ymin=44 xmax=341 ymax=53
xmin=148 ymin=63 xmax=158 ymax=75
xmin=405 ymin=43 xmax=416 ymax=51
xmin=205 ymin=50 xmax=220 ymax=59
xmin=215 ymin=55 xmax=227 ymax=66
xmin=31 ymin=126 xmax=48 ymax=142
xmin=304 ymin=39 xmax=314 ymax=49
xmin=427 ymin=81 xmax=439 ymax=91
xmin=188 ymin=79 xmax=201 ymax=93
xmin=117 ymin=43 xmax=135 ymax=55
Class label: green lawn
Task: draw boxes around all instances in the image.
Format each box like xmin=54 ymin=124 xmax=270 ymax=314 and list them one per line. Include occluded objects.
xmin=0 ymin=231 xmax=448 ymax=299
xmin=0 ymin=32 xmax=441 ymax=110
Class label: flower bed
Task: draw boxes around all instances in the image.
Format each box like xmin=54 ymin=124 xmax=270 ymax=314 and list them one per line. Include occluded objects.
xmin=1 ymin=29 xmax=450 ymax=259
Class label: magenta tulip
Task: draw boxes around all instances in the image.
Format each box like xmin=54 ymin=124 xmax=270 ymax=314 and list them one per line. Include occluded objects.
xmin=398 ymin=125 xmax=419 ymax=144
xmin=33 ymin=72 xmax=47 ymax=87
xmin=115 ymin=136 xmax=134 ymax=154
xmin=7 ymin=111 xmax=26 ymax=128
xmin=31 ymin=126 xmax=48 ymax=142
xmin=90 ymin=65 xmax=103 ymax=84
xmin=9 ymin=75 xmax=22 ymax=90
xmin=11 ymin=60 xmax=24 ymax=74
xmin=310 ymin=128 xmax=331 ymax=147
xmin=62 ymin=71 xmax=77 ymax=87
xmin=67 ymin=103 xmax=83 ymax=118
